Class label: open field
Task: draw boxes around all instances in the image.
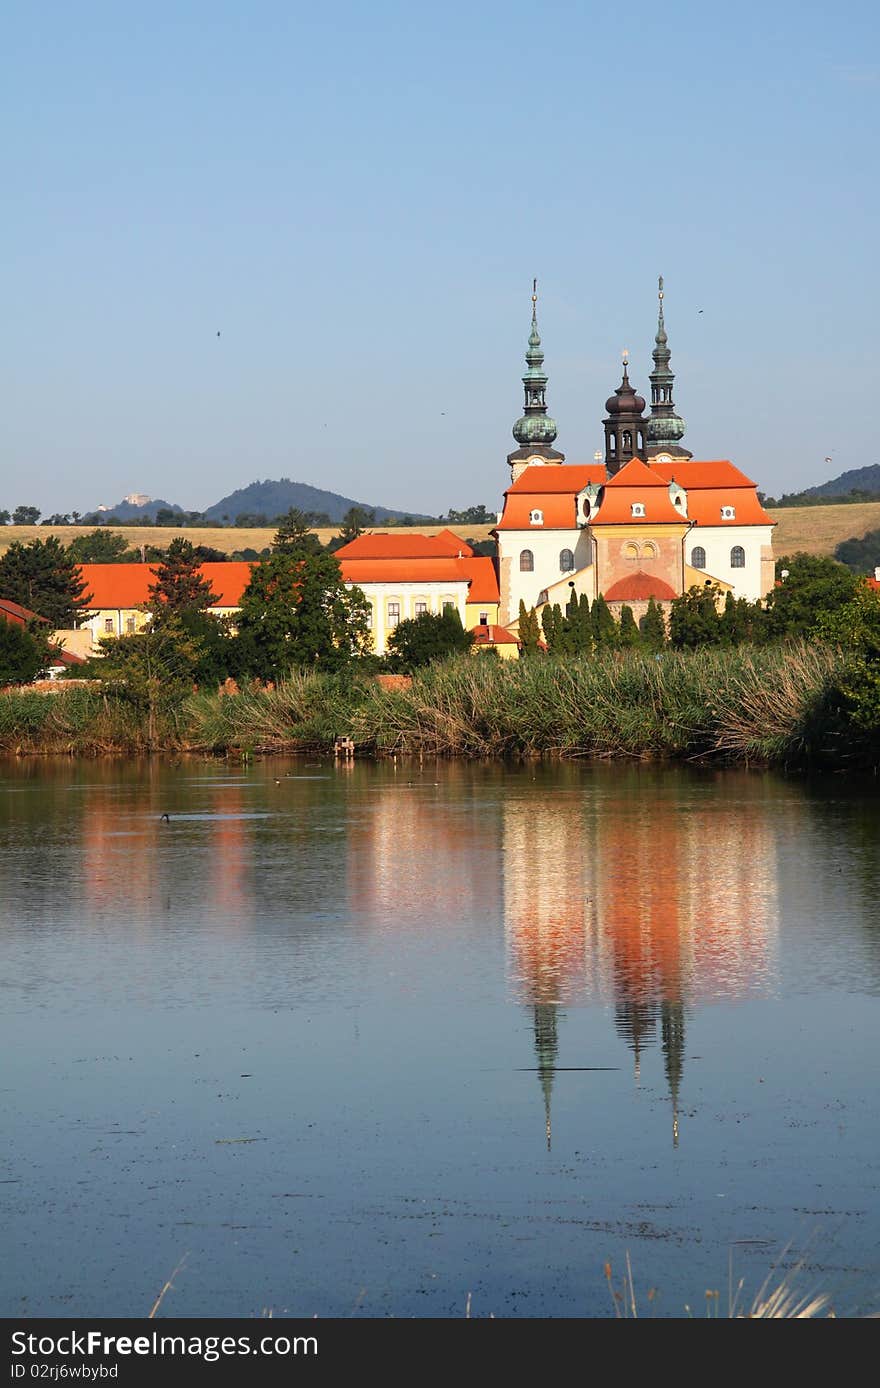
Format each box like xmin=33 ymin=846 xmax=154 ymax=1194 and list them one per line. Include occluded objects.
xmin=0 ymin=521 xmax=497 ymax=558
xmin=767 ymin=501 xmax=880 ymax=558
xmin=0 ymin=504 xmax=879 ymax=562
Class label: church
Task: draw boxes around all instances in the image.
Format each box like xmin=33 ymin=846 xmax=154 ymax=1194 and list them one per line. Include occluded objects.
xmin=495 ymin=280 xmax=775 ymax=631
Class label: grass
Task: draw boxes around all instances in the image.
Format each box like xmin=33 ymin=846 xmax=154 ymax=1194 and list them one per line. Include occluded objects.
xmin=0 ymin=642 xmax=867 ymax=769
xmin=767 ymin=500 xmax=880 ymax=559
xmin=603 ymin=1250 xmax=836 ymax=1318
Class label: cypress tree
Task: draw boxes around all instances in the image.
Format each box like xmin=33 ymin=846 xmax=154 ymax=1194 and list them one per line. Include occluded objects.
xmin=518 ymin=599 xmax=541 ymax=656
xmin=618 ymin=604 xmax=641 ymax=647
xmin=591 ymin=594 xmax=617 ymax=648
xmin=640 ymin=596 xmax=667 ymax=651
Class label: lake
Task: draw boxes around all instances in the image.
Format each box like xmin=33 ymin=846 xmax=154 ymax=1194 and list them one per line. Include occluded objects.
xmin=1 ymin=757 xmax=878 ymax=1318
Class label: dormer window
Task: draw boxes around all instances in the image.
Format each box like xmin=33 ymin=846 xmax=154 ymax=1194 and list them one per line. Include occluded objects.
xmin=674 ymin=494 xmax=683 ymax=507
xmin=721 ymin=505 xmax=736 ymax=520
xmin=631 ymin=503 xmax=646 ymax=518
xmin=529 ymin=508 xmax=544 ymax=525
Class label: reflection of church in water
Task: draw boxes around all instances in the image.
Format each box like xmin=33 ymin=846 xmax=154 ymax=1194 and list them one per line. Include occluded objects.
xmin=503 ymin=777 xmax=778 ymax=1147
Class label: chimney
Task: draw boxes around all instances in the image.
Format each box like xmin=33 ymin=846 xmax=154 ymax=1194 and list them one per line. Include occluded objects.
xmin=874 ymin=566 xmax=880 ymax=583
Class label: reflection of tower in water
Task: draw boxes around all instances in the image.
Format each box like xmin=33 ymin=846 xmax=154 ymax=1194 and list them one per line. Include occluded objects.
xmin=503 ymin=777 xmax=778 ymax=1146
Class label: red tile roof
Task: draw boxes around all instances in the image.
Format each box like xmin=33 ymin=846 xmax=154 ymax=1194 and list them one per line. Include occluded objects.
xmin=76 ymin=554 xmax=500 ymax=611
xmin=0 ymin=597 xmax=47 ymax=625
xmin=684 ymin=490 xmax=774 ymax=526
xmin=507 ymin=464 xmax=606 ymax=494
xmin=650 ymin=459 xmax=758 ymax=488
xmin=604 ymin=457 xmax=671 ymax=488
xmin=335 ymin=529 xmax=474 ymax=559
xmin=496 ymin=495 xmax=582 ymax=529
xmin=592 ymin=488 xmax=686 ymax=526
xmin=471 ymin=624 xmax=520 ymax=645
xmin=77 ymin=563 xmax=255 ymax=610
xmin=339 ymin=555 xmax=500 ymax=603
xmin=604 ymin=572 xmax=677 ymax=601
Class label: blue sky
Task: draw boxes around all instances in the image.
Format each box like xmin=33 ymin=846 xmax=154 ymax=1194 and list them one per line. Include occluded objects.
xmin=3 ymin=0 xmax=879 ymax=517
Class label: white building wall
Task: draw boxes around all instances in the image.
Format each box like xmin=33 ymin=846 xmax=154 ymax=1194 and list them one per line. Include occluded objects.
xmin=685 ymin=525 xmax=773 ymax=603
xmin=497 ymin=528 xmax=593 ymax=620
xmin=344 ymin=580 xmax=470 ymax=655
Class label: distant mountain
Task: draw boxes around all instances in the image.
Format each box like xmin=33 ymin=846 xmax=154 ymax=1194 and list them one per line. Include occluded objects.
xmin=202 ymin=478 xmax=433 ymax=524
xmin=801 ymin=465 xmax=880 ymax=498
xmin=84 ymin=495 xmax=184 ymax=522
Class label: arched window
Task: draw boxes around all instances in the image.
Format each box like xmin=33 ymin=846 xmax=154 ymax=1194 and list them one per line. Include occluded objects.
xmin=691 ymin=546 xmax=706 ymax=569
xmin=640 ymin=540 xmax=658 ymax=560
xmin=623 ymin=542 xmax=639 ymax=563
xmin=529 ymin=508 xmax=543 ymax=525
xmin=520 ymin=549 xmax=534 ymax=572
xmin=730 ymin=545 xmax=746 ymax=568
xmin=559 ymin=548 xmax=574 ymax=572
xmin=623 ymin=431 xmax=632 ymax=450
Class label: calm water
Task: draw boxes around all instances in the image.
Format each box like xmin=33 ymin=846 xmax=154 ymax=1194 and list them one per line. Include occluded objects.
xmin=1 ymin=757 xmax=879 ymax=1318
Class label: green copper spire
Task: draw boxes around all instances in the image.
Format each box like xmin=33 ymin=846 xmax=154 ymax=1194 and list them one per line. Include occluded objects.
xmin=512 ymin=280 xmax=559 ymax=449
xmin=646 ymin=275 xmax=689 ymax=453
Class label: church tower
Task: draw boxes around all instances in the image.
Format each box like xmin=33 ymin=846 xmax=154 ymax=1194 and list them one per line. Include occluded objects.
xmin=508 ymin=282 xmax=565 ymax=483
xmin=645 ymin=276 xmax=692 ymax=460
xmin=603 ymin=352 xmax=648 ymax=475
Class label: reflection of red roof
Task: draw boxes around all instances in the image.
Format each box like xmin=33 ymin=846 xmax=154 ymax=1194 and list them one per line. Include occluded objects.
xmin=604 ymin=571 xmax=677 ymax=601
xmin=471 ymin=624 xmax=520 ymax=646
xmin=0 ymin=597 xmax=47 ymax=625
xmin=335 ymin=529 xmax=473 ymax=558
xmin=77 ymin=563 xmax=255 ymax=609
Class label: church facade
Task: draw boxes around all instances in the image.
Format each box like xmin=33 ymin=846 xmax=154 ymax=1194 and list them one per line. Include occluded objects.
xmin=494 ymin=282 xmax=775 ymax=627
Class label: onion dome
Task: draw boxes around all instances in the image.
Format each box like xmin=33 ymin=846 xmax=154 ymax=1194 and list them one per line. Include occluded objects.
xmin=512 ymin=283 xmax=559 ymax=448
xmin=605 ymin=361 xmax=646 ymax=416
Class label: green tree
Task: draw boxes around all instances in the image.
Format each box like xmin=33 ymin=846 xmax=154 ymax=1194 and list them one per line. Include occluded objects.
xmin=272 ymin=509 xmax=322 ymax=555
xmin=517 ymin=600 xmax=542 ymax=657
xmin=640 ymin=596 xmax=667 ymax=651
xmin=327 ymin=506 xmax=376 ymax=553
xmin=93 ymin=620 xmax=204 ymax=745
xmin=835 ymin=528 xmax=880 ymax=575
xmin=764 ymin=553 xmax=859 ymax=640
xmin=67 ymin=529 xmax=137 ymax=564
xmin=236 ymin=549 xmax=371 ymax=678
xmin=0 ymin=537 xmax=91 ymax=627
xmin=0 ymin=620 xmax=51 ymax=685
xmin=445 ymin=504 xmax=495 ymax=525
xmin=669 ymin=583 xmax=724 ymax=649
xmin=572 ymin=592 xmax=593 ymax=653
xmin=12 ymin=505 xmax=40 ymax=525
xmin=387 ymin=609 xmax=474 ymax=671
xmin=148 ymin=538 xmax=219 ymax=619
xmin=591 ymin=595 xmax=617 ymax=649
xmin=0 ymin=510 xmax=10 ymax=525
xmin=618 ymin=604 xmax=641 ymax=647
xmin=816 ymin=583 xmax=880 ymax=734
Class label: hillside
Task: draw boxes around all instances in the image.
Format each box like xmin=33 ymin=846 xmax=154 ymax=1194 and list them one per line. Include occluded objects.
xmin=800 ymin=464 xmax=880 ymax=499
xmin=202 ymin=478 xmax=432 ymax=524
